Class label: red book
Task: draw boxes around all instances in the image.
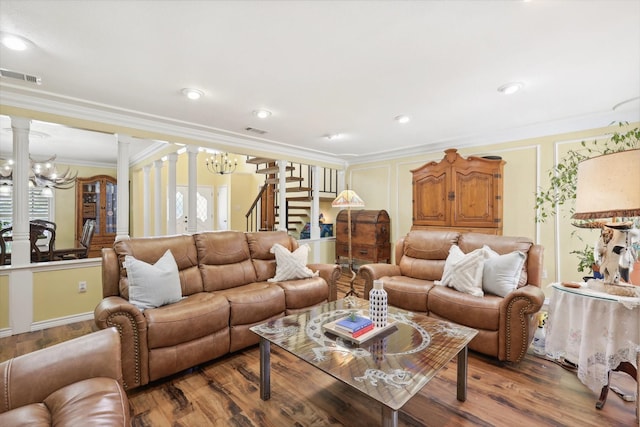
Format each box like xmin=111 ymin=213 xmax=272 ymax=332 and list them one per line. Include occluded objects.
xmin=351 ymin=322 xmax=375 ymax=338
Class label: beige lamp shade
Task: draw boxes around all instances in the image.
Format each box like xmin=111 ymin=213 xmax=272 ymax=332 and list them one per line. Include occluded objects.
xmin=573 ymin=149 xmax=640 ymax=220
xmin=331 ymin=189 xmax=365 ymax=208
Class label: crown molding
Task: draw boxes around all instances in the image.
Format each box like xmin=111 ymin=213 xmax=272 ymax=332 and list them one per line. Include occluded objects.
xmin=347 ymin=109 xmax=640 ymax=165
xmin=0 ymin=83 xmax=346 ymax=168
xmin=2 ymin=83 xmax=637 ymax=169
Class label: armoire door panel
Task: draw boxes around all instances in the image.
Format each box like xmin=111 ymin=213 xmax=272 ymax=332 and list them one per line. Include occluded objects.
xmin=411 ymin=149 xmax=504 ymax=234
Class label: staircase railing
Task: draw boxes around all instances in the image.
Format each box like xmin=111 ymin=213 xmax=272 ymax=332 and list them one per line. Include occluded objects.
xmin=245 ymin=183 xmax=269 ymax=232
xmin=245 ymin=162 xmax=338 ymax=233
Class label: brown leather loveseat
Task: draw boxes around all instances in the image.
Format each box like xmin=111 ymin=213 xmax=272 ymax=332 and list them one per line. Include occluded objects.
xmin=96 ymin=230 xmax=340 ymax=390
xmin=359 ymin=230 xmax=545 ymax=363
xmin=0 ymin=328 xmax=130 ymax=426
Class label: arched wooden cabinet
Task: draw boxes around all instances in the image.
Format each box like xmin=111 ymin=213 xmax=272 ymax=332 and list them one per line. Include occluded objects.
xmin=412 ymin=149 xmax=505 ymax=235
xmin=76 ymin=175 xmax=117 ymax=257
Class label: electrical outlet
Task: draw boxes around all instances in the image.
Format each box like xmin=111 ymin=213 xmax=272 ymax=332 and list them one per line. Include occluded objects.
xmin=78 ymin=281 xmax=87 ymax=293
xmin=542 ymin=269 xmax=548 ymax=279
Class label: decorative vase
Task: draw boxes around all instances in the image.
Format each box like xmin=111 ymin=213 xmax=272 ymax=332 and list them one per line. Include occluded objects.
xmin=369 ymin=279 xmax=388 ymax=328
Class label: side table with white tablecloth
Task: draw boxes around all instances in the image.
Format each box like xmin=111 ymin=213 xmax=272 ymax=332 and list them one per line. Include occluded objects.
xmin=546 ymin=282 xmax=639 ymax=417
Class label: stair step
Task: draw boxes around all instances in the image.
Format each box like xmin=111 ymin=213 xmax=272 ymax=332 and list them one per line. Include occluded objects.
xmin=246 ymin=157 xmax=276 ymax=165
xmin=275 ymin=205 xmax=310 ymax=210
xmin=256 ymin=165 xmax=295 ymax=174
xmin=286 ymin=196 xmax=312 ymax=202
xmin=275 ymin=220 xmax=305 ymax=225
xmin=285 ymin=186 xmax=312 ymax=192
xmin=265 ymin=177 xmax=303 ymax=184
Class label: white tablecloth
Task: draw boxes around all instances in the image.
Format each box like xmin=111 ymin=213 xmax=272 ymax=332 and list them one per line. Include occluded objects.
xmin=546 ymin=283 xmax=640 ymax=393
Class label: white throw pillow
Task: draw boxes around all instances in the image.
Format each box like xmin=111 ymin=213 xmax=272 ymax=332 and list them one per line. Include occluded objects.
xmin=268 ymin=243 xmax=318 ymax=282
xmin=482 ymin=248 xmax=526 ymax=297
xmin=435 ymin=245 xmax=488 ymax=297
xmin=125 ymin=249 xmax=182 ymax=311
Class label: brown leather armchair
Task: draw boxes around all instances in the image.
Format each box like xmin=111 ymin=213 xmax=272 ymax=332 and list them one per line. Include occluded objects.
xmin=0 ymin=328 xmax=130 ymax=426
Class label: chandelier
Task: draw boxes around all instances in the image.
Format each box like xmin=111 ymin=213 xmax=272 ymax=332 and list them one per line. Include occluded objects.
xmin=0 ymin=155 xmax=78 ymax=194
xmin=205 ymin=152 xmax=237 ymax=175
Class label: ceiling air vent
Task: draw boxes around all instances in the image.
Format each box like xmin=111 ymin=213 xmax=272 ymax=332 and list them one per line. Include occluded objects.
xmin=0 ymin=68 xmax=42 ymax=85
xmin=245 ymin=127 xmax=267 ymax=135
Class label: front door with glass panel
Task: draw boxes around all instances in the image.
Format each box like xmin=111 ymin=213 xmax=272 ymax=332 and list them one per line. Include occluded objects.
xmin=176 ymin=185 xmax=213 ymax=232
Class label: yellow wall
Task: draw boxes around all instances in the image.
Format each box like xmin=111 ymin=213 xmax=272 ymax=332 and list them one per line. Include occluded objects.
xmin=0 ymin=274 xmax=8 ymax=329
xmin=3 ymin=114 xmax=637 ymax=329
xmin=230 ymin=172 xmax=261 ymax=231
xmin=348 ymin=122 xmax=639 ymax=294
xmin=32 ymin=265 xmax=102 ymax=322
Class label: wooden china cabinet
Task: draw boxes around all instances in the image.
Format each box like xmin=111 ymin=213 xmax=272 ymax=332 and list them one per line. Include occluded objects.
xmin=76 ymin=175 xmax=117 ymax=257
xmin=411 ymin=148 xmax=505 ymax=235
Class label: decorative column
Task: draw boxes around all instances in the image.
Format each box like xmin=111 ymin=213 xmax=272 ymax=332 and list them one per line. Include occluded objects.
xmin=9 ymin=116 xmax=33 ymax=334
xmin=115 ymin=134 xmax=130 ymax=241
xmin=9 ymin=117 xmax=30 ymax=264
xmin=154 ymin=159 xmax=163 ymax=236
xmin=277 ymin=160 xmax=287 ymax=232
xmin=310 ymin=165 xmax=320 ymax=239
xmin=166 ymin=152 xmax=178 ymax=235
xmin=143 ymin=165 xmax=151 ymax=237
xmin=186 ymin=146 xmax=198 ymax=234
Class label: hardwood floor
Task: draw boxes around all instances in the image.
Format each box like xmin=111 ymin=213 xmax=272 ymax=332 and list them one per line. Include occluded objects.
xmin=1 ymin=273 xmax=637 ymax=426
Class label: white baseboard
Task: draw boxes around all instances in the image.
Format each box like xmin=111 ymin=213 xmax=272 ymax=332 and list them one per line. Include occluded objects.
xmin=1 ymin=312 xmax=94 ymax=338
xmin=30 ymin=312 xmax=95 ymax=332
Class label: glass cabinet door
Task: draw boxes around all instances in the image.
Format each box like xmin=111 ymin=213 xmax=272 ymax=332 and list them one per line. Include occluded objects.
xmin=105 ymin=180 xmax=117 ymax=234
xmin=81 ymin=179 xmax=99 ymax=230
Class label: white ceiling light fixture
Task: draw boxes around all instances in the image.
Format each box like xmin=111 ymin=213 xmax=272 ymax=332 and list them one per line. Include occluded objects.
xmin=326 ymin=133 xmax=343 ymax=141
xmin=395 ymin=115 xmax=410 ymax=124
xmin=497 ymin=82 xmax=524 ymax=95
xmin=0 ymin=33 xmax=33 ymax=51
xmin=253 ymin=109 xmax=272 ymax=119
xmin=181 ymin=88 xmax=204 ymax=100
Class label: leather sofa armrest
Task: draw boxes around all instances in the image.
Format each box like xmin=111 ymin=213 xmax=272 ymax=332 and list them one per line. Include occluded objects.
xmin=307 ymin=263 xmax=341 ymax=301
xmin=0 ymin=328 xmax=122 ymax=412
xmin=94 ymin=296 xmax=149 ymax=390
xmin=498 ymin=284 xmax=546 ymax=363
xmin=358 ymin=263 xmax=402 ymax=299
xmin=102 ymin=247 xmax=121 ymax=298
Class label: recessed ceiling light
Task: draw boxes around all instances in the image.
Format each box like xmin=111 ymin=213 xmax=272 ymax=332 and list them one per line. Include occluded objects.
xmin=497 ymin=82 xmax=524 ymax=95
xmin=0 ymin=33 xmax=33 ymax=51
xmin=181 ymin=88 xmax=204 ymax=100
xmin=394 ymin=115 xmax=410 ymax=124
xmin=253 ymin=109 xmax=272 ymax=119
xmin=326 ymin=133 xmax=343 ymax=140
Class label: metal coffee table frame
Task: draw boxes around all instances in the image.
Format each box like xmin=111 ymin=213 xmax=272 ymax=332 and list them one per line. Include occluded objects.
xmin=251 ymin=298 xmax=478 ymax=426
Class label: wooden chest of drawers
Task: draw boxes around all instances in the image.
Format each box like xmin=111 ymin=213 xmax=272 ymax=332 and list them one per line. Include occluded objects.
xmin=335 ymin=209 xmax=391 ymax=264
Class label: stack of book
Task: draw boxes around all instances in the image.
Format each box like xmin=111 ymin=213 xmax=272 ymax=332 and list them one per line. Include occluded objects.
xmin=334 ymin=315 xmax=374 ymax=338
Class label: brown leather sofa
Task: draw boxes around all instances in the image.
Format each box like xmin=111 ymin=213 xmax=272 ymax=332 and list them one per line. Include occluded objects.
xmin=0 ymin=328 xmax=130 ymax=426
xmin=96 ymin=230 xmax=341 ymax=390
xmin=359 ymin=230 xmax=545 ymax=363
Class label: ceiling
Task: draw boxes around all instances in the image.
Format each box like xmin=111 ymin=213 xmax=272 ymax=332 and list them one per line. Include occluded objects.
xmin=0 ymin=0 xmax=639 ymax=167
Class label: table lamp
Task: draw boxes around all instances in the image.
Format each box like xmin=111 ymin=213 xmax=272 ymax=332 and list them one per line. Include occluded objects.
xmin=332 ymin=187 xmax=365 ymax=297
xmin=573 ymin=149 xmax=640 ymax=288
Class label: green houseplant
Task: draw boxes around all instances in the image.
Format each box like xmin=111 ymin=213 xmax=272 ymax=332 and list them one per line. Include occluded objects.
xmin=535 ymin=123 xmax=640 ymax=223
xmin=535 ymin=123 xmax=639 ymax=274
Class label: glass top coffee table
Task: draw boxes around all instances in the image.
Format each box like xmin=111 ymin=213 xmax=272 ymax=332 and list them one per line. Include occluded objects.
xmin=250 ymin=297 xmax=478 ymax=426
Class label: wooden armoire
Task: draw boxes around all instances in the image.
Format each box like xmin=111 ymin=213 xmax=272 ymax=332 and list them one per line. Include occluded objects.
xmin=411 ymin=149 xmax=505 ymax=235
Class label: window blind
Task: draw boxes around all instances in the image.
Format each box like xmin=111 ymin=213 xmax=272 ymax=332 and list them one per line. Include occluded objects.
xmin=0 ymin=188 xmax=52 ymax=227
